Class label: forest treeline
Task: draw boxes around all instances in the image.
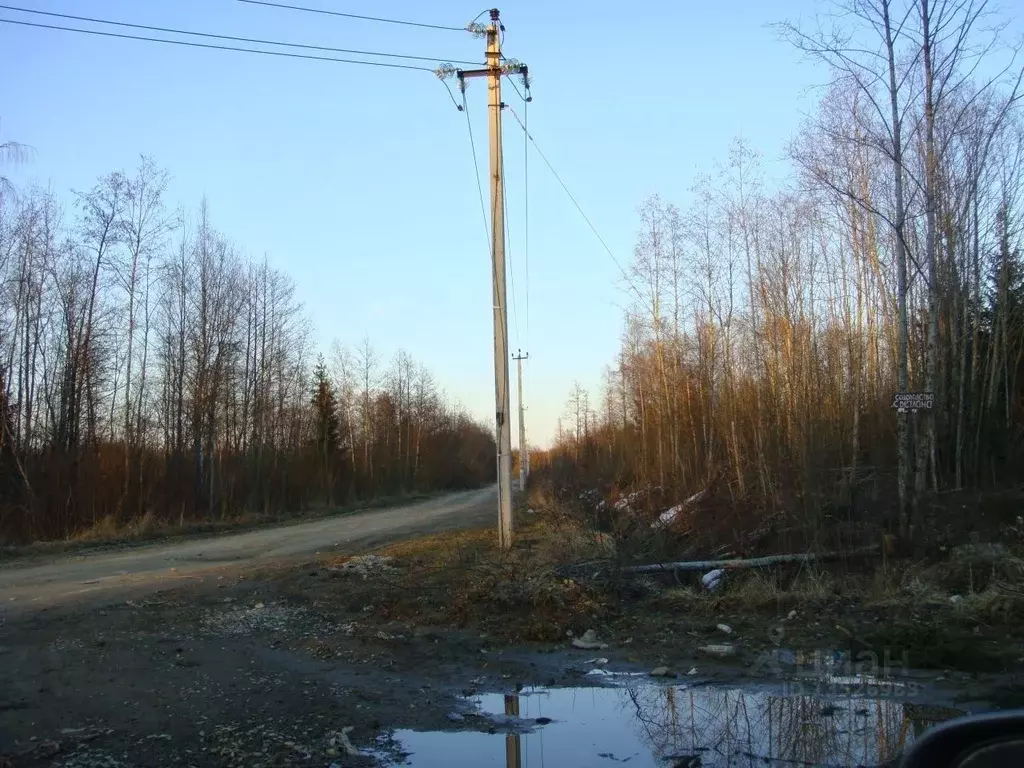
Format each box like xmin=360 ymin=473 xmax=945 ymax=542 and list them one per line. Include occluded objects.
xmin=543 ymin=0 xmax=1023 ymax=542
xmin=0 ymin=159 xmax=495 ymax=543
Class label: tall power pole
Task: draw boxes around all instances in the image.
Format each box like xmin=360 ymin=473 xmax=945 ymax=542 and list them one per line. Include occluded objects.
xmin=512 ymin=350 xmax=529 ymax=490
xmin=457 ymin=9 xmax=528 ymax=549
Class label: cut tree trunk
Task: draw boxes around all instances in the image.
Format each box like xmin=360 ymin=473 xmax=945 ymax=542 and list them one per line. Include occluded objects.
xmin=621 ymin=545 xmax=880 ymax=574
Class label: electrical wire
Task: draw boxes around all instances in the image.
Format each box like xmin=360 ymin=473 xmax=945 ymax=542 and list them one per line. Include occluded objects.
xmin=500 ymin=111 xmax=522 ymax=349
xmin=491 ymin=25 xmax=521 ymax=353
xmin=238 ymin=0 xmax=465 ymax=32
xmin=462 ymin=87 xmax=512 ymax=403
xmin=522 ymin=88 xmax=531 ymax=355
xmin=506 ymin=76 xmax=527 ymax=103
xmin=440 ymin=79 xmax=462 ymax=110
xmin=492 ymin=33 xmax=518 ymax=364
xmin=0 ymin=17 xmax=438 ymax=71
xmin=491 ymin=126 xmax=513 ymax=428
xmin=0 ymin=4 xmax=480 ymax=66
xmin=505 ymin=104 xmax=642 ymax=300
xmin=462 ymin=89 xmax=491 ymax=258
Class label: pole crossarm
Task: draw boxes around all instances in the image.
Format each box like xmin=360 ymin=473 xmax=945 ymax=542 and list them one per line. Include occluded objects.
xmin=456 ymin=62 xmax=529 ymax=81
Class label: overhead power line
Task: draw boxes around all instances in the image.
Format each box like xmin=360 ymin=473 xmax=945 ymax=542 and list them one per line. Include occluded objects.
xmin=0 ymin=4 xmax=480 ymax=66
xmin=461 ymin=91 xmax=491 ymax=258
xmin=513 ymin=87 xmax=531 ymax=352
xmin=0 ymin=17 xmax=440 ymax=71
xmin=237 ymin=0 xmax=465 ymax=32
xmin=460 ymin=87 xmax=515 ymax=365
xmin=505 ymin=104 xmax=641 ymax=300
xmin=501 ymin=118 xmax=521 ymax=348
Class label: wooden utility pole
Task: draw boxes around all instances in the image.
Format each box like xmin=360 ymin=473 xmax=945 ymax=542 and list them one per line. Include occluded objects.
xmin=504 ymin=693 xmax=522 ymax=768
xmin=513 ymin=350 xmax=529 ymax=490
xmin=457 ymin=9 xmax=528 ymax=549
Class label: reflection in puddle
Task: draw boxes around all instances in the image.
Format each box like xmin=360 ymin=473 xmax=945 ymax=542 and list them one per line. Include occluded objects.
xmin=385 ymin=684 xmax=969 ymax=767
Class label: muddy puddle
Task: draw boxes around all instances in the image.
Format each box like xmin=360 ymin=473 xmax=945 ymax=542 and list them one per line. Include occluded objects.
xmin=375 ymin=674 xmax=978 ymax=767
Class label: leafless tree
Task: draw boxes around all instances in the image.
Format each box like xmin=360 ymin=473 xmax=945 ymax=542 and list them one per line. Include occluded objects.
xmin=550 ymin=2 xmax=1023 ymax=551
xmin=0 ymin=171 xmax=495 ymax=543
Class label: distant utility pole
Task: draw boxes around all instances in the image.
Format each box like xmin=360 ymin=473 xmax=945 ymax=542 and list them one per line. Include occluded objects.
xmin=457 ymin=9 xmax=529 ymax=550
xmin=512 ymin=350 xmax=529 ymax=490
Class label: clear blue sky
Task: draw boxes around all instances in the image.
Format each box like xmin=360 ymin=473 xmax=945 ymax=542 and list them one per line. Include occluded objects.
xmin=2 ymin=0 xmax=827 ymax=449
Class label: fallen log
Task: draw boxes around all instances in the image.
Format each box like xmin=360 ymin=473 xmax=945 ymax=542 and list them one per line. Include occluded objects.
xmin=620 ymin=545 xmax=880 ymax=574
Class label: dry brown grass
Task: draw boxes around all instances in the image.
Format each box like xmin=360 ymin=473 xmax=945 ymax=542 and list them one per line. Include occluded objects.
xmin=317 ymin=511 xmax=619 ymax=643
xmin=0 ymin=492 xmax=441 ymax=561
xmin=75 ymin=510 xmax=172 ymax=541
xmin=378 ymin=528 xmax=496 ymax=562
xmin=71 ymin=508 xmax=278 ymax=544
xmin=652 ymin=566 xmax=841 ymax=617
xmin=525 ymin=482 xmax=561 ymax=517
xmin=300 ymin=488 xmax=1024 ymax=666
xmin=523 ymin=479 xmax=1024 ymax=625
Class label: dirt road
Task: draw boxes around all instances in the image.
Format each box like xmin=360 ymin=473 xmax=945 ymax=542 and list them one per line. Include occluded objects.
xmin=1 ymin=483 xmax=594 ymax=768
xmin=0 ymin=486 xmax=496 ymax=614
xmin=0 ymin=485 xmax=1004 ymax=767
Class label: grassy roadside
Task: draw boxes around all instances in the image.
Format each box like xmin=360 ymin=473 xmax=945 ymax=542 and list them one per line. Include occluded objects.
xmin=0 ymin=489 xmax=450 ymax=564
xmin=281 ymin=487 xmax=1024 ymax=680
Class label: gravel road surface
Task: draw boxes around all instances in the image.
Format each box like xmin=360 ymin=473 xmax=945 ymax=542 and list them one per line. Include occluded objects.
xmin=0 ymin=485 xmax=496 ymax=614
